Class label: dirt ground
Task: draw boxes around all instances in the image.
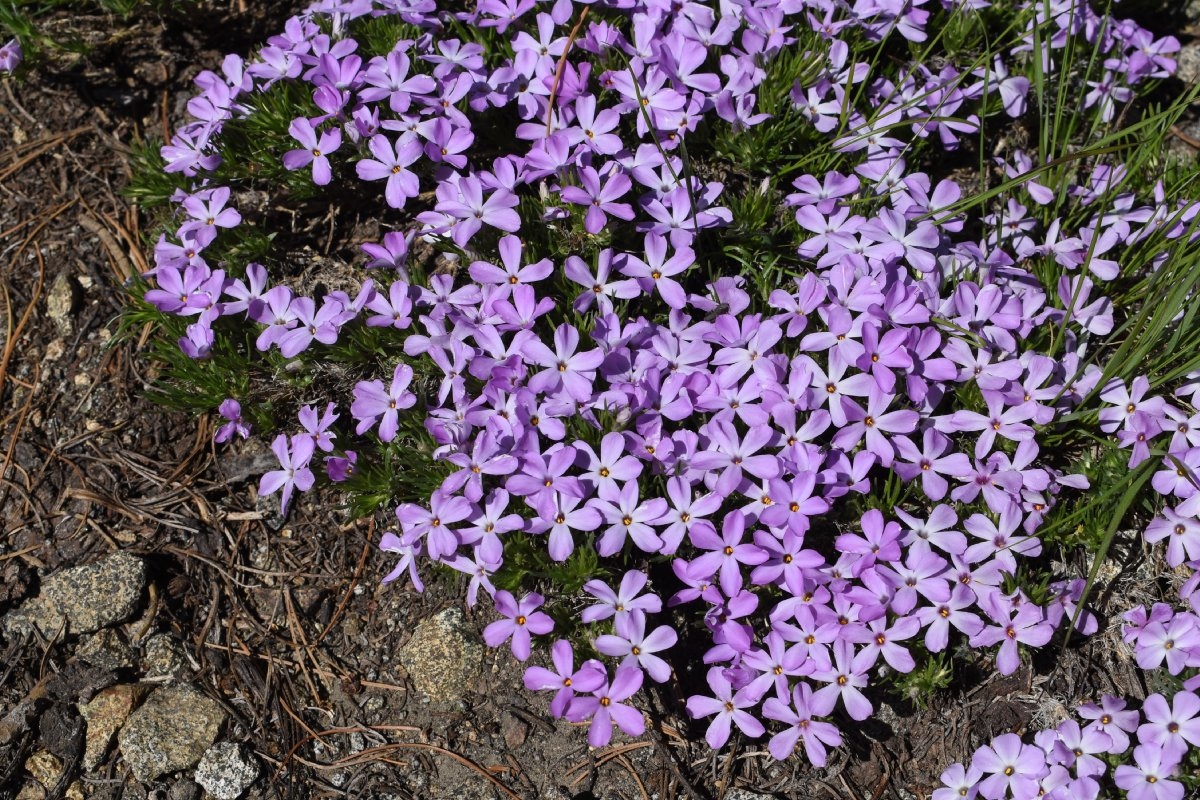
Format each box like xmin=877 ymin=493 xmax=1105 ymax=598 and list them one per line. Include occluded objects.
xmin=0 ymin=3 xmax=1187 ymax=799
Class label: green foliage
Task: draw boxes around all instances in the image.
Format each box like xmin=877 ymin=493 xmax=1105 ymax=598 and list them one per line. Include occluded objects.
xmin=123 ymin=136 xmax=191 ymax=208
xmin=894 ymin=652 xmax=954 ymax=710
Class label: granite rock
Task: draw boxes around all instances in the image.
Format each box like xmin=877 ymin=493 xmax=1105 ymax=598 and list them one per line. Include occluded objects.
xmin=117 ymin=684 xmax=226 ymax=781
xmin=2 ymin=552 xmax=145 ymax=639
xmin=397 ymin=607 xmax=484 ymax=703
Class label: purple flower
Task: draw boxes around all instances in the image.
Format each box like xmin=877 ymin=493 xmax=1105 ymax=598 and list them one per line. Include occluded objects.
xmin=258 ymin=434 xmax=316 ymax=514
xmin=379 ymin=530 xmax=423 ymax=591
xmin=567 ymin=666 xmax=645 ymax=747
xmin=931 ymin=762 xmax=983 ymax=800
xmin=298 ymin=402 xmax=337 ymax=452
xmin=527 ymin=493 xmax=601 ymax=562
xmin=942 ymin=393 xmax=1036 ymax=459
xmin=282 ymin=118 xmax=341 ymax=185
xmin=692 ymin=418 xmax=781 ymax=497
xmin=560 ymin=166 xmax=634 ymax=234
xmin=1078 ymin=694 xmax=1141 ymax=752
xmin=761 ymin=681 xmax=841 ymax=765
xmin=970 ymin=592 xmax=1054 ymax=675
xmin=811 ymin=639 xmax=876 ymax=721
xmin=442 ymin=430 xmax=519 ymax=503
xmin=0 ymin=38 xmax=23 ymax=72
xmin=689 ymin=510 xmax=768 ymax=598
xmin=1144 ymin=508 xmax=1200 ymax=567
xmin=215 ymin=399 xmax=251 ymax=443
xmin=1114 ymin=744 xmax=1185 ymax=800
xmin=892 ymin=428 xmax=972 ymax=501
xmin=395 ymin=491 xmax=474 ymax=562
xmin=589 ymin=480 xmax=668 ymax=557
xmin=483 ymin=590 xmax=554 ymax=662
xmin=685 ymin=667 xmax=765 ymax=749
xmin=361 ymin=230 xmax=413 ymax=273
xmin=581 ymin=570 xmax=661 ymax=624
xmin=970 ymin=733 xmax=1048 ymax=800
xmin=468 ymin=235 xmax=553 ymax=291
xmin=351 ymin=363 xmax=417 ymax=442
xmin=429 ymin=174 xmax=521 ymax=246
xmin=523 ymin=640 xmax=606 ymax=718
xmin=1131 ymin=614 xmax=1200 ymax=674
xmin=563 ymin=250 xmax=640 ymax=314
xmin=913 ymin=581 xmax=982 ymax=651
xmin=505 ymin=445 xmax=583 ymax=514
xmin=276 ymin=296 xmax=345 ymax=357
xmin=355 ymin=133 xmax=422 ymax=208
xmin=1138 ymin=692 xmax=1200 ymax=763
xmin=595 ymin=612 xmax=678 ymax=683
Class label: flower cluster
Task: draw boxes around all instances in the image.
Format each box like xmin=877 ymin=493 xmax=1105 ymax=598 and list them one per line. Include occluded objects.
xmin=137 ymin=0 xmax=1200 ymax=786
xmin=935 ymin=689 xmax=1200 ymax=800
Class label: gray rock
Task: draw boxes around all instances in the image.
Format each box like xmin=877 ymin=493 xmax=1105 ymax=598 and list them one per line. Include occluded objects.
xmin=166 ymin=779 xmax=202 ymax=800
xmin=78 ymin=629 xmax=135 ymax=671
xmin=1187 ymin=0 xmax=1200 ymax=24
xmin=143 ymin=634 xmax=189 ymax=679
xmin=397 ymin=607 xmax=484 ymax=703
xmin=79 ymin=684 xmax=146 ymax=771
xmin=3 ymin=552 xmax=145 ymax=639
xmin=1177 ymin=43 xmax=1200 ymax=86
xmin=193 ymin=743 xmax=259 ymax=800
xmin=44 ymin=274 xmax=79 ymax=335
xmin=117 ymin=684 xmax=227 ymax=781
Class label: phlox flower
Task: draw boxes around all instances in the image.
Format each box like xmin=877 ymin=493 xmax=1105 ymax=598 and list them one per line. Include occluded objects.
xmin=1131 ymin=614 xmax=1200 ymax=674
xmin=1137 ymin=692 xmax=1200 ymax=763
xmin=915 ymin=583 xmax=984 ymax=651
xmin=560 ymin=166 xmax=634 ymax=234
xmin=275 ymin=296 xmax=345 ymax=357
xmin=394 ymin=490 xmax=473 ymax=562
xmin=688 ymin=510 xmax=768 ymax=598
xmin=595 ymin=613 xmax=678 ymax=683
xmin=468 ymin=234 xmax=553 ymax=291
xmin=430 ymin=175 xmax=521 ymax=246
xmin=523 ymin=640 xmax=606 ymax=718
xmin=1078 ymin=694 xmax=1141 ymax=753
xmin=258 ymin=434 xmax=316 ymax=514
xmin=325 ymin=451 xmax=356 ymax=483
xmin=931 ymin=762 xmax=982 ymax=800
xmin=563 ymin=250 xmax=640 ymax=314
xmin=298 ymin=403 xmax=337 ymax=452
xmin=483 ymin=590 xmax=554 ymax=662
xmin=0 ymin=38 xmax=22 ymax=72
xmin=567 ymin=666 xmax=645 ymax=747
xmin=1144 ymin=508 xmax=1200 ymax=567
xmin=762 ymin=681 xmax=841 ymax=765
xmin=581 ymin=570 xmax=662 ymax=624
xmin=445 ymin=543 xmax=503 ymax=607
xmin=379 ymin=531 xmax=423 ymax=591
xmin=588 ymin=480 xmax=668 ymax=557
xmin=351 ymin=363 xmax=417 ymax=442
xmin=618 ymin=234 xmax=694 ymax=310
xmin=215 ymin=399 xmax=251 ymax=443
xmin=355 ymin=133 xmax=422 ymax=208
xmin=685 ymin=667 xmax=765 ymax=750
xmin=969 ymin=591 xmax=1053 ymax=675
xmin=282 ymin=117 xmax=341 ymax=185
xmin=971 ymin=732 xmax=1048 ymax=800
xmin=1114 ymin=744 xmax=1184 ymax=800
xmin=811 ymin=639 xmax=875 ymax=721
xmin=892 ymin=428 xmax=972 ymax=501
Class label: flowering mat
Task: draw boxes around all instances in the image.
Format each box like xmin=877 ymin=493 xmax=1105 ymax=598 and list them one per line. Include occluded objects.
xmin=5 ymin=1 xmax=1200 ymax=799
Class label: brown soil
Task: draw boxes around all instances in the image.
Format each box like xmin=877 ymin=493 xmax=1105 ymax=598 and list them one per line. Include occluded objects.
xmin=0 ymin=4 xmax=1173 ymax=800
